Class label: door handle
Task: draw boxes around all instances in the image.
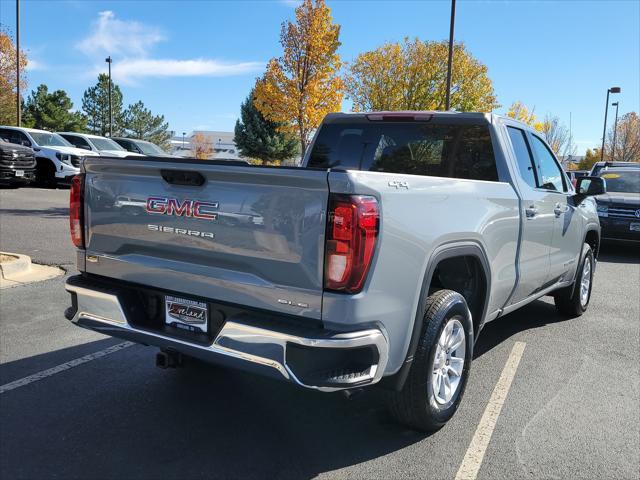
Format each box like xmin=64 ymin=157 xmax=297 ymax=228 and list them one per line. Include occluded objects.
xmin=554 ymin=203 xmax=567 ymax=217
xmin=525 ymin=205 xmax=538 ymax=218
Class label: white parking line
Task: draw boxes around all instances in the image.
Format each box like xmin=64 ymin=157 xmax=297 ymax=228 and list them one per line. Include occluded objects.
xmin=0 ymin=341 xmax=134 ymax=394
xmin=454 ymin=341 xmax=527 ymax=480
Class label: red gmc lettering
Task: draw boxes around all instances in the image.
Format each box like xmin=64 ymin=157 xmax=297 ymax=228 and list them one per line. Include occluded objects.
xmin=167 ymin=199 xmax=193 ymax=217
xmin=145 ymin=197 xmax=218 ymax=220
xmin=193 ymin=202 xmax=218 ymax=220
xmin=146 ymin=197 xmax=168 ymax=214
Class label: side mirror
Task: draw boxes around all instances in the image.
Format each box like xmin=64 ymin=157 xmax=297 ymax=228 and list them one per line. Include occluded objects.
xmin=576 ymin=176 xmax=606 ymax=196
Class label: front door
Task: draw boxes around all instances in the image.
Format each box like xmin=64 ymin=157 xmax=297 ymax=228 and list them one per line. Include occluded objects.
xmin=505 ymin=126 xmax=554 ymax=304
xmin=528 ymin=134 xmax=583 ymax=283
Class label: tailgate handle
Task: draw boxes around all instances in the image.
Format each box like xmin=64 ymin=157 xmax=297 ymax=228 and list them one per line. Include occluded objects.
xmin=161 ymin=169 xmax=205 ymax=186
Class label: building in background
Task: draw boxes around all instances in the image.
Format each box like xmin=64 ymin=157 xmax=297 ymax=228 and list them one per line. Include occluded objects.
xmin=170 ymin=131 xmax=241 ymax=160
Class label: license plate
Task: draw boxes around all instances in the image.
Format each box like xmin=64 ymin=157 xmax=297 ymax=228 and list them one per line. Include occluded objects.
xmin=14 ymin=170 xmax=24 ymax=177
xmin=630 ymin=223 xmax=640 ymax=232
xmin=165 ymin=295 xmax=208 ymax=333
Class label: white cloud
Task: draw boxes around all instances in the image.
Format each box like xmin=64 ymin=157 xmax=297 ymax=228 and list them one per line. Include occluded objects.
xmin=108 ymin=58 xmax=263 ymax=84
xmin=76 ymin=10 xmax=165 ymax=57
xmin=25 ymin=59 xmax=45 ymax=71
xmin=77 ymin=11 xmax=262 ymax=84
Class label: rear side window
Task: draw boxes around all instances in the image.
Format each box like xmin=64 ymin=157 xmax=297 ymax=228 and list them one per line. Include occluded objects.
xmin=507 ymin=127 xmax=537 ymax=189
xmin=308 ymin=122 xmax=498 ymax=181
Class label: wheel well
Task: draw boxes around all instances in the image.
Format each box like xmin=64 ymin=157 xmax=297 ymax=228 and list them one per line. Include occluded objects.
xmin=585 ymin=230 xmax=600 ymax=259
xmin=36 ymin=157 xmax=54 ymax=171
xmin=429 ymin=255 xmax=487 ymax=337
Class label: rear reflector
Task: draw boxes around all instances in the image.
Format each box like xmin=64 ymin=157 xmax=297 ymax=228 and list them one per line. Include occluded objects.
xmin=325 ymin=195 xmax=379 ymax=293
xmin=69 ymin=174 xmax=84 ymax=248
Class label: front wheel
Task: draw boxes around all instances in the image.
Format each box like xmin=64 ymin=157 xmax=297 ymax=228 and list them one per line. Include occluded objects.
xmin=554 ymin=243 xmax=594 ymax=317
xmin=388 ymin=289 xmax=473 ymax=432
xmin=35 ymin=159 xmax=57 ymax=188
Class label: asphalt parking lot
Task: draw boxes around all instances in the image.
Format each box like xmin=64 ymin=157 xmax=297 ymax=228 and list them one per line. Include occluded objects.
xmin=1 ymin=187 xmax=639 ymax=480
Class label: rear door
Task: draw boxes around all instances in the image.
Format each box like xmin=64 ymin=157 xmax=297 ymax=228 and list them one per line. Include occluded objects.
xmin=505 ymin=126 xmax=554 ymax=303
xmin=83 ymin=158 xmax=329 ymax=320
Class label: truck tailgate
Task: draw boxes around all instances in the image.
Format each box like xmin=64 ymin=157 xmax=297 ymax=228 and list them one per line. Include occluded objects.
xmin=83 ymin=157 xmax=329 ymax=320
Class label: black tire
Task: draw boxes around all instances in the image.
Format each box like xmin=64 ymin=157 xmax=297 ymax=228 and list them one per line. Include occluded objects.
xmin=388 ymin=289 xmax=473 ymax=432
xmin=35 ymin=159 xmax=57 ymax=188
xmin=554 ymin=243 xmax=594 ymax=317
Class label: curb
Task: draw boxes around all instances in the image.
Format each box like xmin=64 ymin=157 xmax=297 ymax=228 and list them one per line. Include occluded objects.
xmin=0 ymin=252 xmax=64 ymax=289
xmin=0 ymin=252 xmax=32 ymax=279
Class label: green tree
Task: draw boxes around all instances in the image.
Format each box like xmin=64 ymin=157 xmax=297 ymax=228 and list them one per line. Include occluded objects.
xmin=81 ymin=73 xmax=124 ymax=136
xmin=578 ymin=148 xmax=601 ymax=170
xmin=234 ymin=90 xmax=299 ymax=164
xmin=22 ymin=84 xmax=87 ymax=131
xmin=122 ymin=100 xmax=171 ymax=149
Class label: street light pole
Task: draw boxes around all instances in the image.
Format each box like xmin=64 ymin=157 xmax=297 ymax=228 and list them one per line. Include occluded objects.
xmin=611 ymin=101 xmax=619 ymax=161
xmin=182 ymin=132 xmax=186 ymax=149
xmin=600 ymin=86 xmax=620 ymax=161
xmin=105 ymin=56 xmax=113 ymax=137
xmin=444 ymin=0 xmax=456 ymax=111
xmin=16 ymin=0 xmax=21 ymax=126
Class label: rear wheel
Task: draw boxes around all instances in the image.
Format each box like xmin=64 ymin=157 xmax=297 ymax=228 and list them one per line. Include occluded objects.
xmin=388 ymin=289 xmax=473 ymax=432
xmin=554 ymin=243 xmax=594 ymax=317
xmin=35 ymin=159 xmax=57 ymax=188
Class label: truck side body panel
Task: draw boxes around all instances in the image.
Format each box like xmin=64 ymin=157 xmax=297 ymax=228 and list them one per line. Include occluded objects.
xmin=322 ymin=170 xmax=520 ymax=373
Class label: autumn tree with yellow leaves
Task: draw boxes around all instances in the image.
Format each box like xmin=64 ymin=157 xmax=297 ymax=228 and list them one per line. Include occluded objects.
xmin=345 ymin=38 xmax=498 ymax=113
xmin=190 ymin=133 xmax=214 ymax=160
xmin=253 ymin=0 xmax=344 ymax=154
xmin=506 ymin=101 xmax=543 ymax=131
xmin=0 ymin=28 xmax=28 ymax=125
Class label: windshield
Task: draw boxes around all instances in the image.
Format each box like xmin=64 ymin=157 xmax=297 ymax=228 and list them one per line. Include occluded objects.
xmin=91 ymin=137 xmax=125 ymax=151
xmin=29 ymin=132 xmax=72 ymax=147
xmin=600 ymin=171 xmax=640 ymax=193
xmin=136 ymin=140 xmax=167 ymax=155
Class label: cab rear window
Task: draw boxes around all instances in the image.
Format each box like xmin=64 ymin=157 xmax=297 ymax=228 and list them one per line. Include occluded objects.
xmin=308 ymin=121 xmax=498 ymax=181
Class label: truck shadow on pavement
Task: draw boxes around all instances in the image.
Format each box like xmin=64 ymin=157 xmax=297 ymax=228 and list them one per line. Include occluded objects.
xmin=473 ymin=299 xmax=565 ymax=360
xmin=0 ymin=339 xmax=427 ymax=480
xmin=597 ymin=241 xmax=640 ymax=264
xmin=0 ymin=207 xmax=69 ymax=217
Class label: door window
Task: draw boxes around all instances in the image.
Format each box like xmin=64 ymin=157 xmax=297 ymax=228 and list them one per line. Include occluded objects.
xmin=507 ymin=127 xmax=537 ymax=188
xmin=62 ymin=134 xmax=91 ymax=150
xmin=530 ymin=135 xmax=566 ymax=192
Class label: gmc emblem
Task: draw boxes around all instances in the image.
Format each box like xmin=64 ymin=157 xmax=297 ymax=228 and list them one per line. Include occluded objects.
xmin=146 ymin=197 xmax=219 ymax=220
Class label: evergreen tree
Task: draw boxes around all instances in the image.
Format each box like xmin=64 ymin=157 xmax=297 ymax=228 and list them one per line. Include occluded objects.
xmin=123 ymin=100 xmax=171 ymax=149
xmin=81 ymin=74 xmax=124 ymax=136
xmin=22 ymin=84 xmax=87 ymax=132
xmin=234 ymin=90 xmax=299 ymax=164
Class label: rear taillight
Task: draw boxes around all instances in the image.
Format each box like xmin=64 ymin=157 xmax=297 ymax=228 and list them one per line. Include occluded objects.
xmin=69 ymin=174 xmax=84 ymax=248
xmin=324 ymin=195 xmax=379 ymax=293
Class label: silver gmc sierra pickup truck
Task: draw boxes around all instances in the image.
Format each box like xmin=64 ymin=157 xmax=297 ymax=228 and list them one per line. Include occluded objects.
xmin=64 ymin=111 xmax=605 ymax=431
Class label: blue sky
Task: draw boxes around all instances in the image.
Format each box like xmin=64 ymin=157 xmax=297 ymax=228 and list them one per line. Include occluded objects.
xmin=1 ymin=0 xmax=638 ymax=154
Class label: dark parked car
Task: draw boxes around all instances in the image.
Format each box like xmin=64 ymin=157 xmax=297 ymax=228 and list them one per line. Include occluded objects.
xmin=0 ymin=139 xmax=36 ymax=186
xmin=590 ymin=161 xmax=640 ymax=177
xmin=596 ymin=167 xmax=640 ymax=242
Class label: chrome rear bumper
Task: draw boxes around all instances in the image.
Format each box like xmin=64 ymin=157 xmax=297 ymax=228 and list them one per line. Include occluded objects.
xmin=65 ymin=276 xmax=388 ymax=392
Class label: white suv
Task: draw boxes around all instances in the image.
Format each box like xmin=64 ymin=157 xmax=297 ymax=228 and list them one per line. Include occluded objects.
xmin=58 ymin=132 xmax=145 ymax=158
xmin=0 ymin=126 xmax=99 ymax=187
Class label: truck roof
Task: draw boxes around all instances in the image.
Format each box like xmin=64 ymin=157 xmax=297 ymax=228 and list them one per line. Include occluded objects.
xmin=322 ymin=111 xmax=532 ymax=129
